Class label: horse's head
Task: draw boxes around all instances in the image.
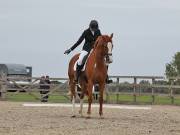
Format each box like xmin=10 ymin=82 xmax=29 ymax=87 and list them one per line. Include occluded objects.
xmin=94 ymin=33 xmax=114 ymax=64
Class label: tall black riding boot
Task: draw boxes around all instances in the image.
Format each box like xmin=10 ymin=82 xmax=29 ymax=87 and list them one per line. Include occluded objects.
xmin=74 ymin=64 xmax=82 ymax=84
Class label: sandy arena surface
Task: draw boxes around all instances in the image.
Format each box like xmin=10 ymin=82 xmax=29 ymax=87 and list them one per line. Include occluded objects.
xmin=0 ymin=101 xmax=180 ymax=135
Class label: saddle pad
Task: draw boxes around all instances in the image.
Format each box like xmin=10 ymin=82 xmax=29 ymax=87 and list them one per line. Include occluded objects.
xmin=73 ymin=50 xmax=92 ymax=71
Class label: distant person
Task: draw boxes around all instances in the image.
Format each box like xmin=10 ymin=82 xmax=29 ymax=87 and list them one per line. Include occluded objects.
xmin=45 ymin=76 xmax=51 ymax=90
xmin=39 ymin=76 xmax=50 ymax=102
xmin=40 ymin=76 xmax=45 ymax=89
xmin=44 ymin=76 xmax=51 ymax=102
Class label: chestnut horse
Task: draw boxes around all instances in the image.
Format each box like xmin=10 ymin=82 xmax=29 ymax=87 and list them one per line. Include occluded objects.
xmin=68 ymin=34 xmax=113 ymax=118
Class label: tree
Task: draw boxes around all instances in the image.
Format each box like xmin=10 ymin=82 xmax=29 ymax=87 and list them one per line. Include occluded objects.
xmin=174 ymin=52 xmax=180 ymax=75
xmin=165 ymin=52 xmax=180 ymax=83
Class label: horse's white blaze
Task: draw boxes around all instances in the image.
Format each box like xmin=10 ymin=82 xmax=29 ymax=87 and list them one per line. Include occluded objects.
xmin=72 ymin=96 xmax=75 ymax=116
xmin=107 ymin=42 xmax=113 ymax=63
xmin=107 ymin=42 xmax=113 ymax=54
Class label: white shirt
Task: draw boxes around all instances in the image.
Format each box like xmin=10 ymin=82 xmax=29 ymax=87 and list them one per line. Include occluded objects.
xmin=91 ymin=30 xmax=95 ymax=36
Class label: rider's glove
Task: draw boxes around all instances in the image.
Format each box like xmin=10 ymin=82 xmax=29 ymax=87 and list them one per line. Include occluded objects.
xmin=64 ymin=48 xmax=72 ymax=55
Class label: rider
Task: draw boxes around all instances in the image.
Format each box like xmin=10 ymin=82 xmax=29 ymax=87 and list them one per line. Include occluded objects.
xmin=64 ymin=20 xmax=112 ymax=84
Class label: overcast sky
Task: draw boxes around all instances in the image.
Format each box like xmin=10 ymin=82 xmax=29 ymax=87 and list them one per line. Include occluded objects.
xmin=1 ymin=0 xmax=180 ymax=77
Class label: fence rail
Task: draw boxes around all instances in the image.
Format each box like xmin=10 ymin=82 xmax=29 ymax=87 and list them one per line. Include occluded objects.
xmin=0 ymin=75 xmax=180 ymax=104
xmin=0 ymin=74 xmax=69 ymax=101
xmin=107 ymin=75 xmax=180 ymax=104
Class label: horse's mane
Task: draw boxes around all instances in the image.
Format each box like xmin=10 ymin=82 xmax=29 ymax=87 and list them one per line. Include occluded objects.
xmin=93 ymin=37 xmax=100 ymax=49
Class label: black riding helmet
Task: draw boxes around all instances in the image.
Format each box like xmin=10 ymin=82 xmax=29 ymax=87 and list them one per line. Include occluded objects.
xmin=89 ymin=20 xmax=99 ymax=31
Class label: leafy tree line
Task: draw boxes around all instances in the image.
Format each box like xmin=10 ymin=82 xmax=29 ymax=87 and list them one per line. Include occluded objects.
xmin=166 ymin=52 xmax=180 ymax=84
xmin=166 ymin=52 xmax=180 ymax=78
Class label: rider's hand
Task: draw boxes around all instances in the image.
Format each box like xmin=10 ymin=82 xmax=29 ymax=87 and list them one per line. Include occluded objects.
xmin=64 ymin=49 xmax=71 ymax=55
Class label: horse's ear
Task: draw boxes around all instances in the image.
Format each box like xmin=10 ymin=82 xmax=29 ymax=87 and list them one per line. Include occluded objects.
xmin=110 ymin=33 xmax=113 ymax=39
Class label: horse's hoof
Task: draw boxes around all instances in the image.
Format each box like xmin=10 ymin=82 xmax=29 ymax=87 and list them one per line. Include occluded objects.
xmin=71 ymin=115 xmax=76 ymax=118
xmin=86 ymin=116 xmax=91 ymax=119
xmin=79 ymin=111 xmax=83 ymax=117
xmin=86 ymin=113 xmax=91 ymax=119
xmin=80 ymin=113 xmax=84 ymax=117
xmin=99 ymin=115 xmax=104 ymax=119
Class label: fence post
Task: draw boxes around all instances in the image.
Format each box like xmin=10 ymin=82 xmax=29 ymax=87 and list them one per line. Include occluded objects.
xmin=116 ymin=77 xmax=119 ymax=104
xmin=0 ymin=78 xmax=1 ymax=98
xmin=170 ymin=79 xmax=174 ymax=104
xmin=151 ymin=78 xmax=155 ymax=104
xmin=116 ymin=93 xmax=119 ymax=104
xmin=0 ymin=73 xmax=7 ymax=100
xmin=116 ymin=77 xmax=120 ymax=84
xmin=133 ymin=77 xmax=137 ymax=103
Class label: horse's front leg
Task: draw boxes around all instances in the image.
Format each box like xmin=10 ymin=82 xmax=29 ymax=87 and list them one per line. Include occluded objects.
xmin=87 ymin=81 xmax=93 ymax=118
xmin=99 ymin=83 xmax=105 ymax=118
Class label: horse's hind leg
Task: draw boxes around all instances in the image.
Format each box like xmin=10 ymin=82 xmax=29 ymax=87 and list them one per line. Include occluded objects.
xmin=87 ymin=81 xmax=93 ymax=118
xmin=70 ymin=81 xmax=76 ymax=117
xmin=79 ymin=83 xmax=86 ymax=117
xmin=79 ymin=93 xmax=84 ymax=117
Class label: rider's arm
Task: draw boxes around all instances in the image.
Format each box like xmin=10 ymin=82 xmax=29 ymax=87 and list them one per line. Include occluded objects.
xmin=70 ymin=31 xmax=86 ymax=51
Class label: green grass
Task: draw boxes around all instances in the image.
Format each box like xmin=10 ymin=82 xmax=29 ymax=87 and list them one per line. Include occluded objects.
xmin=48 ymin=94 xmax=70 ymax=103
xmin=174 ymin=96 xmax=180 ymax=105
xmin=107 ymin=93 xmax=180 ymax=105
xmin=107 ymin=94 xmax=134 ymax=103
xmin=137 ymin=95 xmax=152 ymax=103
xmin=6 ymin=92 xmax=70 ymax=103
xmin=5 ymin=92 xmax=180 ymax=105
xmin=6 ymin=92 xmax=39 ymax=102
